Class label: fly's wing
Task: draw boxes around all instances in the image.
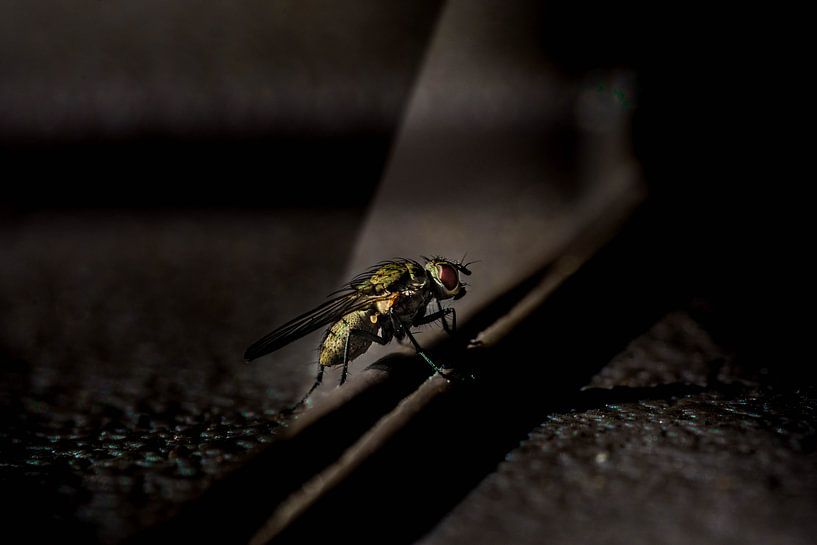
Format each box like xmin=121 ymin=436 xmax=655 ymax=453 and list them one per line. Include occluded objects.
xmin=245 ymin=259 xmax=425 ymax=362
xmin=244 ymin=291 xmax=384 ymax=361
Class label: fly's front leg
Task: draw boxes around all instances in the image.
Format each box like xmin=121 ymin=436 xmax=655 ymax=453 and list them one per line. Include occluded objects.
xmin=414 ymin=305 xmax=456 ymax=334
xmin=437 ymin=299 xmax=456 ymax=334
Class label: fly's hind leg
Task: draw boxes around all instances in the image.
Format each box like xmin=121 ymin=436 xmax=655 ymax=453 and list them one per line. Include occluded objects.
xmin=339 ymin=327 xmax=392 ymax=386
xmin=287 ymin=362 xmax=324 ymax=413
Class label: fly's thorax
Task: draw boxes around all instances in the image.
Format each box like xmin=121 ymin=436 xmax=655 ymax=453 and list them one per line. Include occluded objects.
xmin=364 ymin=259 xmax=427 ymax=294
xmin=403 ymin=260 xmax=427 ymax=286
xmin=390 ymin=288 xmax=433 ymax=323
xmin=319 ymin=309 xmax=380 ymax=367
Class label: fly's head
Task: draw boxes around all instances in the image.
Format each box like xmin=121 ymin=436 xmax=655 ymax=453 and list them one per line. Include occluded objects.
xmin=423 ymin=256 xmax=474 ymax=301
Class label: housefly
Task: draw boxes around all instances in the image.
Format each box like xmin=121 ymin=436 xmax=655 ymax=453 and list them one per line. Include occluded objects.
xmin=244 ymin=256 xmax=473 ymax=407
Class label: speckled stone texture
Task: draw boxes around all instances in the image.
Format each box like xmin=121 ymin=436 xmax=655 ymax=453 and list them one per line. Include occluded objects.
xmin=0 ymin=211 xmax=361 ymax=543
xmin=419 ymin=311 xmax=817 ymax=545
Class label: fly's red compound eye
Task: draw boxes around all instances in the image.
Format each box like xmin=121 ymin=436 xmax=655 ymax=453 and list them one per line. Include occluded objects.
xmin=437 ymin=263 xmax=459 ymax=291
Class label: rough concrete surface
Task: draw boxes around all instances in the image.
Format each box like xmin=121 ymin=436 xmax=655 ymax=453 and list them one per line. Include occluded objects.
xmin=0 ymin=210 xmax=362 ymax=543
xmin=419 ymin=312 xmax=817 ymax=545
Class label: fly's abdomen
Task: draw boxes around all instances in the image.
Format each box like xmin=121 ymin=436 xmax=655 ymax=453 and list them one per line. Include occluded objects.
xmin=319 ymin=310 xmax=379 ymax=367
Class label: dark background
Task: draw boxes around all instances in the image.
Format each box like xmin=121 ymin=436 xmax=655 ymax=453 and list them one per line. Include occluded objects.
xmin=1 ymin=1 xmax=807 ymax=544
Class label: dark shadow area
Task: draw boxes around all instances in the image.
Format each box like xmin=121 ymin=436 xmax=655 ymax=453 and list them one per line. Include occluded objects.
xmin=538 ymin=2 xmax=793 ymax=379
xmin=0 ymin=133 xmax=394 ymax=210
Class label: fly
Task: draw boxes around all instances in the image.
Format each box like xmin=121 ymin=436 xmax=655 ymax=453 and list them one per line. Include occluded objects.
xmin=244 ymin=256 xmax=473 ymax=407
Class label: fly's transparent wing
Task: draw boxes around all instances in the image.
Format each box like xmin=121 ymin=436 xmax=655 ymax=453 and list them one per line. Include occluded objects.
xmin=245 ymin=258 xmax=425 ymax=362
xmin=244 ymin=292 xmax=385 ymax=361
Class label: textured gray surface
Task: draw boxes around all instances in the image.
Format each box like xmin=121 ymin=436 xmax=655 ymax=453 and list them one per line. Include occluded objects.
xmin=419 ymin=312 xmax=817 ymax=545
xmin=0 ymin=0 xmax=442 ymax=138
xmin=0 ymin=210 xmax=361 ymax=542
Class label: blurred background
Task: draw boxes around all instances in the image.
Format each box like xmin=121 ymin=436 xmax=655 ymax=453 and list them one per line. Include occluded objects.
xmin=1 ymin=1 xmax=810 ymax=544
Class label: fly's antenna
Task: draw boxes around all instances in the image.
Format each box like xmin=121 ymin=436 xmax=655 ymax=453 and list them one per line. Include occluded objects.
xmin=457 ymin=254 xmax=479 ymax=275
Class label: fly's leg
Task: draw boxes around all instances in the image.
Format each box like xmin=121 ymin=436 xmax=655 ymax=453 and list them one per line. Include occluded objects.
xmin=414 ymin=306 xmax=456 ymax=334
xmin=341 ymin=329 xmax=352 ymax=385
xmin=340 ymin=328 xmax=392 ymax=386
xmin=400 ymin=325 xmax=457 ymax=381
xmin=287 ymin=363 xmax=324 ymax=413
xmin=388 ymin=308 xmax=451 ymax=377
xmin=401 ymin=309 xmax=475 ymax=382
xmin=437 ymin=299 xmax=456 ymax=334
